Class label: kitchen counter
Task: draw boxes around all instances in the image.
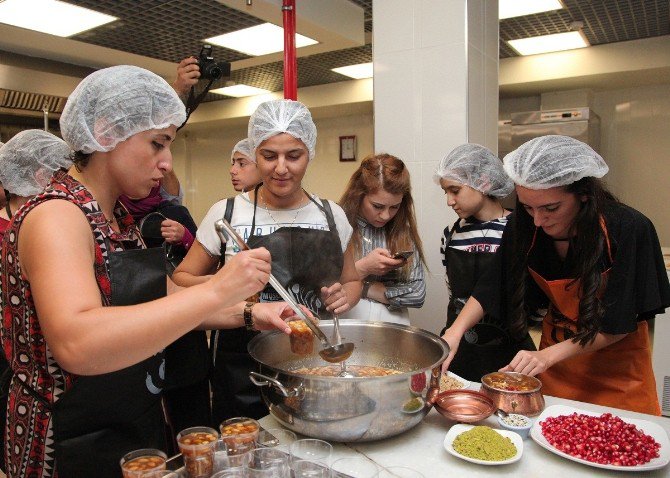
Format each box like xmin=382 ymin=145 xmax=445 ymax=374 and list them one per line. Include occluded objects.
xmin=259 ymin=394 xmax=670 ymax=477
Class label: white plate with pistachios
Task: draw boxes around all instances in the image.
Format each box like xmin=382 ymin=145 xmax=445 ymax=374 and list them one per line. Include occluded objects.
xmin=444 ymin=424 xmax=523 ymax=465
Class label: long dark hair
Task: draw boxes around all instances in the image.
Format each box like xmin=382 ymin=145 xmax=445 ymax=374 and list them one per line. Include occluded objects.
xmin=508 ymin=177 xmax=619 ymax=345
xmin=339 ymin=153 xmax=426 ymax=280
xmin=71 ymin=151 xmax=92 ymax=171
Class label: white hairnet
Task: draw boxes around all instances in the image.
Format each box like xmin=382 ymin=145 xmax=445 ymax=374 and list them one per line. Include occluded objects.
xmin=434 ymin=143 xmax=513 ymax=198
xmin=0 ymin=130 xmax=72 ymax=196
xmin=231 ymin=138 xmax=254 ymax=164
xmin=248 ymin=99 xmax=317 ymax=160
xmin=503 ymin=135 xmax=608 ymax=189
xmin=60 ymin=65 xmax=186 ymax=154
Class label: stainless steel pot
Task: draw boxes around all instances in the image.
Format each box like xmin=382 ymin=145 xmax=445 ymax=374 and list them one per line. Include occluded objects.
xmin=247 ymin=321 xmax=450 ymax=442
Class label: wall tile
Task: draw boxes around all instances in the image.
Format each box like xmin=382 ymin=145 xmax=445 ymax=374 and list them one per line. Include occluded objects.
xmin=419 ymin=0 xmax=466 ymax=49
xmin=418 ymin=44 xmax=468 ymax=161
xmin=467 ymin=0 xmax=484 ymax=54
xmin=484 ymin=0 xmax=499 ymax=61
xmin=484 ymin=56 xmax=499 ymax=150
xmin=373 ymin=0 xmax=415 ymax=54
xmin=409 ymin=273 xmax=448 ymax=333
xmin=374 ymin=50 xmax=418 ymax=162
xmin=467 ymin=46 xmax=485 ymax=145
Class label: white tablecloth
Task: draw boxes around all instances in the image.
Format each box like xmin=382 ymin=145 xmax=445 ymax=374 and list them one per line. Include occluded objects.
xmin=259 ymin=394 xmax=670 ymax=477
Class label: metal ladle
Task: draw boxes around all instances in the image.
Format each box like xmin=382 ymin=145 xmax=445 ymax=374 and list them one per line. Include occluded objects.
xmin=332 ymin=314 xmax=354 ymax=377
xmin=214 ymin=219 xmax=354 ymax=363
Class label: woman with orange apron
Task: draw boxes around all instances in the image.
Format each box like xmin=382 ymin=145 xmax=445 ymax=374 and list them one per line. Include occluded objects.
xmin=525 ymin=219 xmax=660 ymax=414
xmin=458 ymin=135 xmax=669 ymax=415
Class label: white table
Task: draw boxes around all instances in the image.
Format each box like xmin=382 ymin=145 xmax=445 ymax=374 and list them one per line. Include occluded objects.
xmin=259 ymin=394 xmax=670 ymax=477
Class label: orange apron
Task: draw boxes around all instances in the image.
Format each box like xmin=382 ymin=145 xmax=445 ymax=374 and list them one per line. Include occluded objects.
xmin=528 ymin=220 xmax=660 ymax=415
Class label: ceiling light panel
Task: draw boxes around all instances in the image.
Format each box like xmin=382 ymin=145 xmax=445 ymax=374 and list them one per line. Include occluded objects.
xmin=205 ymin=23 xmax=318 ymax=56
xmin=331 ymin=62 xmax=373 ymax=79
xmin=499 ymin=0 xmax=563 ymax=20
xmin=507 ymin=31 xmax=589 ymax=56
xmin=210 ymin=85 xmax=272 ymax=97
xmin=0 ymin=0 xmax=117 ymax=37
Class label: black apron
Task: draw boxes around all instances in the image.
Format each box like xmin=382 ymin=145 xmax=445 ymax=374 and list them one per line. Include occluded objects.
xmin=139 ymin=211 xmax=211 ymax=439
xmin=441 ymin=220 xmax=534 ymax=382
xmin=211 ymin=188 xmax=344 ymax=424
xmin=39 ymin=246 xmax=168 ymax=477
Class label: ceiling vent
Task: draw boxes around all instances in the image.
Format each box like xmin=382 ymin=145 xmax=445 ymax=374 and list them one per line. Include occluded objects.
xmin=0 ymin=89 xmax=66 ymax=116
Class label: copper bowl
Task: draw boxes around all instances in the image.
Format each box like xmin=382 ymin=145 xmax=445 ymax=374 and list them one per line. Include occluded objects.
xmin=479 ymin=372 xmax=545 ymax=417
xmin=434 ymin=390 xmax=496 ymax=423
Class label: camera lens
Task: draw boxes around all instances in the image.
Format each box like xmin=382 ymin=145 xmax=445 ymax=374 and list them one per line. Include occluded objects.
xmin=207 ymin=65 xmax=222 ymax=80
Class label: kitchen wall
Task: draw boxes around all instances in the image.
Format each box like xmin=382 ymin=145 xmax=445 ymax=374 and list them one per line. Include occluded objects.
xmin=500 ymin=84 xmax=670 ymax=246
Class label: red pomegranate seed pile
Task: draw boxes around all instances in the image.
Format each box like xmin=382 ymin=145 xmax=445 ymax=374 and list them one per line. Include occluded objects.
xmin=540 ymin=412 xmax=660 ymax=466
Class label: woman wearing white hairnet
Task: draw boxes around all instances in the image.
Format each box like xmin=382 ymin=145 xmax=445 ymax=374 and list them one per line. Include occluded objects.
xmin=0 ymin=130 xmax=71 ymax=474
xmin=0 ymin=66 xmax=291 ymax=478
xmin=436 ymin=144 xmax=535 ymax=382
xmin=443 ymin=135 xmax=668 ymax=415
xmin=230 ymin=138 xmax=261 ymax=192
xmin=0 ymin=130 xmax=72 ymax=240
xmin=173 ymin=99 xmax=361 ymax=423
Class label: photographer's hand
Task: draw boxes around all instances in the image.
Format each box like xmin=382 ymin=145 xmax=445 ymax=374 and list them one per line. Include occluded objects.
xmin=173 ymin=57 xmax=200 ymax=100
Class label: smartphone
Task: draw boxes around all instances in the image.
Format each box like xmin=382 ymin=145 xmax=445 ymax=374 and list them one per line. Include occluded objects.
xmin=392 ymin=250 xmax=414 ymax=260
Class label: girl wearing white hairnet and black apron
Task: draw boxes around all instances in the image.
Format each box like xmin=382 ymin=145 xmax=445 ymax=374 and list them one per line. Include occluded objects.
xmin=442 ymin=135 xmax=669 ymax=415
xmin=173 ymin=99 xmax=361 ymax=425
xmin=0 ymin=65 xmax=291 ymax=478
xmin=437 ymin=144 xmax=535 ymax=382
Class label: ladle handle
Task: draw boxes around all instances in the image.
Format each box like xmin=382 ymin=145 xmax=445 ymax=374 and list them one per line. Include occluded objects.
xmin=214 ymin=219 xmax=330 ymax=345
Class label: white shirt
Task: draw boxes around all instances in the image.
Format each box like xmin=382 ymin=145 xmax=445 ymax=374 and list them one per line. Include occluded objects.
xmin=196 ymin=192 xmax=353 ymax=261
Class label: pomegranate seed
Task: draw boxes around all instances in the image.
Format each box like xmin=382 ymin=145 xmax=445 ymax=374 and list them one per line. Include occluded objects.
xmin=540 ymin=412 xmax=660 ymax=466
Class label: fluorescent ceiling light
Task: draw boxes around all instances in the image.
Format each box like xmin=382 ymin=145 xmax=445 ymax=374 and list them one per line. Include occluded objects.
xmin=332 ymin=62 xmax=373 ymax=79
xmin=210 ymin=85 xmax=272 ymax=98
xmin=0 ymin=0 xmax=117 ymax=37
xmin=499 ymin=0 xmax=563 ymax=20
xmin=508 ymin=31 xmax=589 ymax=56
xmin=205 ymin=23 xmax=318 ymax=56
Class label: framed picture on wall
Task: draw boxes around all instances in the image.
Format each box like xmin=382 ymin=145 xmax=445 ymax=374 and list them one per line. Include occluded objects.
xmin=339 ymin=135 xmax=356 ymax=161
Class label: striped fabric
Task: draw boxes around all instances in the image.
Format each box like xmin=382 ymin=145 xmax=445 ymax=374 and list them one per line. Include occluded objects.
xmin=357 ymin=217 xmax=426 ymax=309
xmin=441 ymin=215 xmax=509 ymax=266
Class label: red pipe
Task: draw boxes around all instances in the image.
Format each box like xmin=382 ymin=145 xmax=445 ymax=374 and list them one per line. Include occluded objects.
xmin=282 ymin=0 xmax=297 ymax=100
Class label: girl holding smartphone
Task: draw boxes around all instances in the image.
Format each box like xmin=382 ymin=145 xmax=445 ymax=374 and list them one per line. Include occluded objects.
xmin=339 ymin=153 xmax=427 ymax=324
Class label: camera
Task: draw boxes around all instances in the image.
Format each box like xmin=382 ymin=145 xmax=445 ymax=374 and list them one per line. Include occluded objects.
xmin=197 ymin=45 xmax=231 ymax=81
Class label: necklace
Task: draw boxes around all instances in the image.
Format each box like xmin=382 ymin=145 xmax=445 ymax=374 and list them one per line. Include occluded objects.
xmin=477 ymin=204 xmax=506 ymax=240
xmin=259 ymin=187 xmax=303 ymax=227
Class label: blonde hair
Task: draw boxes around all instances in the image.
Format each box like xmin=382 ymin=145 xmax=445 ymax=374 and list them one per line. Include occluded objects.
xmin=339 ymin=153 xmax=426 ymax=280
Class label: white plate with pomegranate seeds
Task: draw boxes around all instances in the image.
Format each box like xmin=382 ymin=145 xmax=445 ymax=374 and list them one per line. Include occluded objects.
xmin=531 ymin=404 xmax=670 ymax=471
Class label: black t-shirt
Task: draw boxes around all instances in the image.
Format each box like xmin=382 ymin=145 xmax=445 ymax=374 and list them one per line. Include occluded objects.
xmin=473 ymin=203 xmax=670 ymax=335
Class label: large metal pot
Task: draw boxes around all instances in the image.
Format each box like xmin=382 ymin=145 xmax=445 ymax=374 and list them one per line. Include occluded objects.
xmin=247 ymin=321 xmax=449 ymax=442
